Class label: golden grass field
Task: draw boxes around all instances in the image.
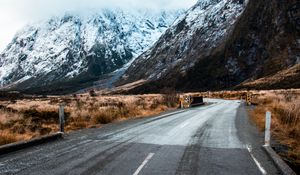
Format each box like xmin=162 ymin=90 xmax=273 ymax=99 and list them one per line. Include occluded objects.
xmin=0 ymin=92 xmax=179 ymax=146
xmin=0 ymin=89 xmax=299 ymax=170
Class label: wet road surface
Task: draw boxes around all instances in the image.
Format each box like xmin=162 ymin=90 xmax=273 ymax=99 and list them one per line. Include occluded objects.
xmin=0 ymin=99 xmax=280 ymax=175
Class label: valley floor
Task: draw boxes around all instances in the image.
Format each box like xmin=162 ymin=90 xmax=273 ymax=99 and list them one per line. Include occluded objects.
xmin=0 ymin=89 xmax=299 ymax=173
xmin=0 ymin=99 xmax=279 ymax=175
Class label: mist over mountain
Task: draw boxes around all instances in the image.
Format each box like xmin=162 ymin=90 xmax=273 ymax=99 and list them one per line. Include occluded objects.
xmin=0 ymin=9 xmax=183 ymax=94
xmin=0 ymin=0 xmax=299 ymax=94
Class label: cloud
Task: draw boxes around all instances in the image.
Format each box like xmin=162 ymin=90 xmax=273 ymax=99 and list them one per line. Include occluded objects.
xmin=0 ymin=0 xmax=197 ymax=51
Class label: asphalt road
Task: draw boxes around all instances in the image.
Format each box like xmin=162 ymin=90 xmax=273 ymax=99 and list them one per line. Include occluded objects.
xmin=0 ymin=99 xmax=280 ymax=175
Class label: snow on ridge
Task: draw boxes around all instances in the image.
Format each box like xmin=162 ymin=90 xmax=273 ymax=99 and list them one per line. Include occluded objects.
xmin=125 ymin=0 xmax=248 ymax=82
xmin=0 ymin=8 xmax=184 ymax=87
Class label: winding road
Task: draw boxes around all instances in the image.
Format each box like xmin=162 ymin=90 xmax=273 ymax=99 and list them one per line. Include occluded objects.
xmin=0 ymin=99 xmax=280 ymax=175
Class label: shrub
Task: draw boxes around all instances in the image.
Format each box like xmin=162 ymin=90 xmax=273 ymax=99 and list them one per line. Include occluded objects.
xmin=89 ymin=90 xmax=97 ymax=97
xmin=75 ymin=99 xmax=83 ymax=109
xmin=150 ymin=99 xmax=161 ymax=109
xmin=23 ymin=109 xmax=60 ymax=123
xmin=93 ymin=108 xmax=115 ymax=124
xmin=160 ymin=87 xmax=179 ymax=108
xmin=135 ymin=98 xmax=147 ymax=109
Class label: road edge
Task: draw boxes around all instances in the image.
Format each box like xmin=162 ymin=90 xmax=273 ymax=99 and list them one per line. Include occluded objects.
xmin=262 ymin=145 xmax=296 ymax=175
xmin=0 ymin=132 xmax=63 ymax=156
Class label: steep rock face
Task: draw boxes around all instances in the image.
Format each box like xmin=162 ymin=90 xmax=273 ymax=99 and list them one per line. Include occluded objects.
xmin=182 ymin=0 xmax=300 ymax=91
xmin=120 ymin=0 xmax=247 ymax=85
xmin=0 ymin=9 xmax=182 ymax=94
xmin=120 ymin=0 xmax=300 ymax=93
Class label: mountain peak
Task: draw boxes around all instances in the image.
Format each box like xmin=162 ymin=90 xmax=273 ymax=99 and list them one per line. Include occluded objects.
xmin=0 ymin=9 xmax=184 ymax=94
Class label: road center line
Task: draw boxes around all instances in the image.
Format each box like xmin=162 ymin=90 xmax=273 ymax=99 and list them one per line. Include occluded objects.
xmin=247 ymin=145 xmax=267 ymax=175
xmin=133 ymin=153 xmax=155 ymax=175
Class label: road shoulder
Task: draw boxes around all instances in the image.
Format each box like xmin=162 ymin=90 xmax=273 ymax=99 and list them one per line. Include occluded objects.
xmin=235 ymin=103 xmax=280 ymax=174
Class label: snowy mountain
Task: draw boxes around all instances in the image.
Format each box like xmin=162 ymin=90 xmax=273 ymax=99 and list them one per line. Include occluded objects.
xmin=0 ymin=9 xmax=183 ymax=94
xmin=119 ymin=0 xmax=300 ymax=92
xmin=120 ymin=0 xmax=247 ymax=83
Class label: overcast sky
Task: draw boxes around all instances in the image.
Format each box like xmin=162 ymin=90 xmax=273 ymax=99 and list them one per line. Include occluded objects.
xmin=0 ymin=0 xmax=197 ymax=52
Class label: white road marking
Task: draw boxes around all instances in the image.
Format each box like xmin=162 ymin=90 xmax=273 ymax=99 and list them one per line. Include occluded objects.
xmin=180 ymin=122 xmax=190 ymax=128
xmin=133 ymin=153 xmax=155 ymax=175
xmin=247 ymin=145 xmax=267 ymax=175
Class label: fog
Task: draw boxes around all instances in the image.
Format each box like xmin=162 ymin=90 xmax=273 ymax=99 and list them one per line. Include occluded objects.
xmin=0 ymin=0 xmax=197 ymax=51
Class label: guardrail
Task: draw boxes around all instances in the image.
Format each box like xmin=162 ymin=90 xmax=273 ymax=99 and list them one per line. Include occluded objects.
xmin=179 ymin=95 xmax=205 ymax=108
xmin=190 ymin=96 xmax=204 ymax=107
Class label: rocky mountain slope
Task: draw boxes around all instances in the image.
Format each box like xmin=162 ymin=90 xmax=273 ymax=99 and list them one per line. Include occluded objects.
xmin=119 ymin=0 xmax=300 ymax=93
xmin=0 ymin=9 xmax=183 ymax=94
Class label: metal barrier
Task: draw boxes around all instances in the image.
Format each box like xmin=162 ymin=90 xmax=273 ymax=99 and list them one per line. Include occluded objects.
xmin=179 ymin=95 xmax=204 ymax=108
xmin=190 ymin=96 xmax=204 ymax=107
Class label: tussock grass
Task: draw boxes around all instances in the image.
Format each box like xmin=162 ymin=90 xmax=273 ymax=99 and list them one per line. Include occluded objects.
xmin=0 ymin=132 xmax=18 ymax=145
xmin=249 ymin=92 xmax=300 ymax=168
xmin=190 ymin=89 xmax=300 ymax=169
xmin=0 ymin=94 xmax=175 ymax=146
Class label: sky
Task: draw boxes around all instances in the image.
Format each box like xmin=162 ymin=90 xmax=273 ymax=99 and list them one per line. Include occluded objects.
xmin=0 ymin=0 xmax=197 ymax=52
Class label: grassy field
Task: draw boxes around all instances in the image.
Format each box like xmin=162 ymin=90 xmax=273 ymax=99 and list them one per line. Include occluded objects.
xmin=0 ymin=92 xmax=179 ymax=146
xmin=1 ymin=89 xmax=299 ymax=170
xmin=249 ymin=90 xmax=300 ymax=171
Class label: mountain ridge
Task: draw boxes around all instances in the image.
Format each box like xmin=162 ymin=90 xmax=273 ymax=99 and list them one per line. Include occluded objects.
xmin=118 ymin=0 xmax=300 ymax=93
xmin=0 ymin=8 xmax=183 ymax=94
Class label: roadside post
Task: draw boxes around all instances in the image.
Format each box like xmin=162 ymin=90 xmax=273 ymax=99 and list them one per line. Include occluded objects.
xmin=59 ymin=104 xmax=65 ymax=133
xmin=265 ymin=111 xmax=272 ymax=146
xmin=246 ymin=92 xmax=252 ymax=105
xmin=179 ymin=96 xmax=183 ymax=109
xmin=180 ymin=99 xmax=184 ymax=109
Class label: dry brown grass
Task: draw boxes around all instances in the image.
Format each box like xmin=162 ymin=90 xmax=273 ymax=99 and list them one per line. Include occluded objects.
xmin=0 ymin=131 xmax=18 ymax=145
xmin=0 ymin=94 xmax=177 ymax=146
xmin=249 ymin=91 xmax=300 ymax=167
xmin=0 ymin=130 xmax=32 ymax=145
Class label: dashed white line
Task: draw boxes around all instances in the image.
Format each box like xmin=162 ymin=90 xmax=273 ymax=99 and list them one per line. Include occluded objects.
xmin=247 ymin=145 xmax=267 ymax=175
xmin=133 ymin=153 xmax=155 ymax=175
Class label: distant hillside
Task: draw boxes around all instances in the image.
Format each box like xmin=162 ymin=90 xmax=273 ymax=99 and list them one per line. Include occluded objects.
xmin=118 ymin=0 xmax=300 ymax=93
xmin=236 ymin=63 xmax=300 ymax=90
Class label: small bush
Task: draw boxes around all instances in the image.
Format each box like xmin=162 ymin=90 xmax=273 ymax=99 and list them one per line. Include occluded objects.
xmin=89 ymin=90 xmax=97 ymax=97
xmin=23 ymin=109 xmax=59 ymax=123
xmin=135 ymin=98 xmax=147 ymax=109
xmin=49 ymin=98 xmax=60 ymax=105
xmin=150 ymin=99 xmax=161 ymax=109
xmin=75 ymin=99 xmax=83 ymax=109
xmin=160 ymin=87 xmax=179 ymax=108
xmin=93 ymin=108 xmax=115 ymax=124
